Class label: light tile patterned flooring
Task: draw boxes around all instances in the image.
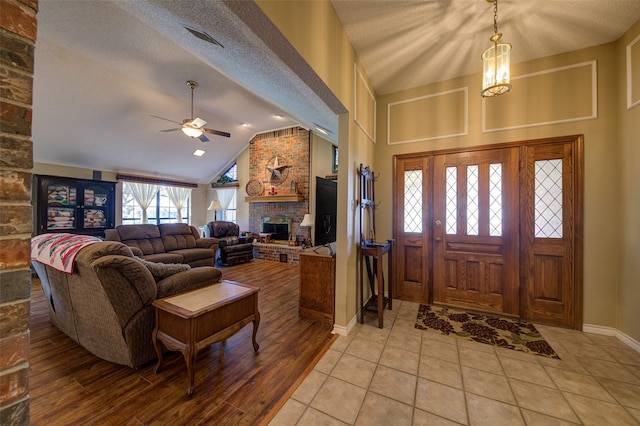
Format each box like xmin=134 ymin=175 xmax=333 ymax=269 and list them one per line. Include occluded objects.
xmin=269 ymin=300 xmax=640 ymax=425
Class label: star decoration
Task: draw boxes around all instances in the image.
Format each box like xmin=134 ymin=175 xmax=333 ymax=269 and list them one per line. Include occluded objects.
xmin=266 ymin=156 xmax=290 ymax=184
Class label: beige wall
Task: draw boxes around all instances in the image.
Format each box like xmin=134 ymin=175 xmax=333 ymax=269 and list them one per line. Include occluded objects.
xmin=376 ymin=43 xmax=621 ymax=331
xmin=33 ymin=162 xmax=210 ymax=230
xmin=258 ymin=1 xmax=376 ymax=329
xmin=260 ymin=2 xmax=639 ymax=341
xmin=309 ymin=133 xmax=336 ymax=245
xmin=617 ymin=19 xmax=640 ymax=342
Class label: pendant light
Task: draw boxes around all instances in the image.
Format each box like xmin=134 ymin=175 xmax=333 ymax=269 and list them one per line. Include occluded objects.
xmin=481 ymin=0 xmax=511 ymax=97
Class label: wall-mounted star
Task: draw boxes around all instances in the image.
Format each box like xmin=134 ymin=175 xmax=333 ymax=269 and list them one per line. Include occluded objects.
xmin=266 ymin=155 xmax=290 ymax=185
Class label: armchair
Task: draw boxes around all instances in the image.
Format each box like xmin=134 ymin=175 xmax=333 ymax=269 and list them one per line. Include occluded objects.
xmin=204 ymin=221 xmax=254 ymax=266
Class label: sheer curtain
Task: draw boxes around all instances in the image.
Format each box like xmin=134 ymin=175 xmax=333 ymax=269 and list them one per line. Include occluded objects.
xmin=215 ymin=188 xmax=236 ymax=220
xmin=126 ymin=182 xmax=158 ymax=223
xmin=166 ymin=187 xmax=191 ymax=222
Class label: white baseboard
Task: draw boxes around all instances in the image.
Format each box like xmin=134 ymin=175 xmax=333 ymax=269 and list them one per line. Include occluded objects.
xmin=332 ymin=315 xmax=359 ymax=336
xmin=583 ymin=324 xmax=640 ymax=353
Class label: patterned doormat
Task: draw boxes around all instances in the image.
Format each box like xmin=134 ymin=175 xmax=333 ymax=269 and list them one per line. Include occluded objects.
xmin=415 ymin=305 xmax=560 ymax=359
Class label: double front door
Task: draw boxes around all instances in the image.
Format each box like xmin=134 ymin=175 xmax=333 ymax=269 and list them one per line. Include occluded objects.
xmin=393 ymin=136 xmax=582 ymax=328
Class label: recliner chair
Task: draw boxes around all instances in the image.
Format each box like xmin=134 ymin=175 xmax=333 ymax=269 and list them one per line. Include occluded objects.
xmin=204 ymin=221 xmax=254 ymax=265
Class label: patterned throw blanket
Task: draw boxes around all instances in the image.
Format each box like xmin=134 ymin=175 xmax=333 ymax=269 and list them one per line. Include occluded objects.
xmin=31 ymin=233 xmax=102 ymax=274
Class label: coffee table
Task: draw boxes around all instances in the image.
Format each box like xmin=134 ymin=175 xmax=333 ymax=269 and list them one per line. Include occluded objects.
xmin=152 ymin=280 xmax=260 ymax=397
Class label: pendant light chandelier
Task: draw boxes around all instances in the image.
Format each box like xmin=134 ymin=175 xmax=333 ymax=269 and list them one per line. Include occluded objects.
xmin=481 ymin=0 xmax=511 ymax=97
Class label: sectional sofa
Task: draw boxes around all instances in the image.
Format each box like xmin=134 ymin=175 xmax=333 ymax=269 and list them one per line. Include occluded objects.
xmin=105 ymin=223 xmax=218 ymax=267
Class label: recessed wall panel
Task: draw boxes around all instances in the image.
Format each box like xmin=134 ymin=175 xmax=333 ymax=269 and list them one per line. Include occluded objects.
xmin=354 ymin=64 xmax=376 ymax=142
xmin=388 ymin=88 xmax=468 ymax=145
xmin=483 ymin=61 xmax=597 ymax=132
xmin=628 ymin=34 xmax=640 ymax=109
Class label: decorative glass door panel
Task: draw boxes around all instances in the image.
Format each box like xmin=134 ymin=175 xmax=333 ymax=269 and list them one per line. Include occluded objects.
xmin=433 ymin=148 xmax=519 ymax=315
xmin=46 ymin=183 xmax=77 ymax=231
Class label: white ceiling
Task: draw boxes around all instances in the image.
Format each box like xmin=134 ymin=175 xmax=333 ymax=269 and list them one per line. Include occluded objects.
xmin=33 ymin=1 xmax=640 ymax=184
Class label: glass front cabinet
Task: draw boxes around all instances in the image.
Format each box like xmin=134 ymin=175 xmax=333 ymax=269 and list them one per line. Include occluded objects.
xmin=34 ymin=175 xmax=116 ymax=237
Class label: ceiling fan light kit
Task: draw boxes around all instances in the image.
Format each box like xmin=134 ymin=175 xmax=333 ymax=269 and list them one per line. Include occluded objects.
xmin=151 ymin=80 xmax=231 ymax=142
xmin=481 ymin=0 xmax=512 ymax=97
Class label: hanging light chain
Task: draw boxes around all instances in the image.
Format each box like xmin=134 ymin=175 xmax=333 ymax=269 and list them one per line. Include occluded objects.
xmin=493 ymin=0 xmax=499 ymax=35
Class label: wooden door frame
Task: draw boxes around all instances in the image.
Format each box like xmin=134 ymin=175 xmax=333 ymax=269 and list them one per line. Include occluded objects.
xmin=393 ymin=134 xmax=583 ymax=329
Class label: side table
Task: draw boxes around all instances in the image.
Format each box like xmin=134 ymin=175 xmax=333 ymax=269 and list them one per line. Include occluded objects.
xmin=152 ymin=280 xmax=260 ymax=397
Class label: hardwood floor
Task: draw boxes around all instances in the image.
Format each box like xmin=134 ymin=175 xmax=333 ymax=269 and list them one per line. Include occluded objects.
xmin=29 ymin=259 xmax=335 ymax=425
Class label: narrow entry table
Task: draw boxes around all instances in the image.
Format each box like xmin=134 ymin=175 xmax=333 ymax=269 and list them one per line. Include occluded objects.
xmin=359 ymin=239 xmax=394 ymax=328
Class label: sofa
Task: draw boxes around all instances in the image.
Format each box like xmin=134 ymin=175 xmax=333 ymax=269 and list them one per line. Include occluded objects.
xmin=105 ymin=223 xmax=218 ymax=267
xmin=31 ymin=239 xmax=222 ymax=367
xmin=204 ymin=221 xmax=254 ymax=266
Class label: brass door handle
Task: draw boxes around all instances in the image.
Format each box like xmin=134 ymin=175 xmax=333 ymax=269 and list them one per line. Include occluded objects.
xmin=435 ymin=237 xmax=441 ymax=242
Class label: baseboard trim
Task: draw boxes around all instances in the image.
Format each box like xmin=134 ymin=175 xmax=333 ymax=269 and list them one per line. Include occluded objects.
xmin=583 ymin=324 xmax=640 ymax=353
xmin=332 ymin=315 xmax=358 ymax=336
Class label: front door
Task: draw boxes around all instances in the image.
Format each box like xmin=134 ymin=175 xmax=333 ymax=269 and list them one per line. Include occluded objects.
xmin=433 ymin=148 xmax=520 ymax=315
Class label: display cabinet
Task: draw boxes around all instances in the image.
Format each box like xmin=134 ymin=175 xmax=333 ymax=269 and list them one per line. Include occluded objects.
xmin=33 ymin=175 xmax=116 ymax=237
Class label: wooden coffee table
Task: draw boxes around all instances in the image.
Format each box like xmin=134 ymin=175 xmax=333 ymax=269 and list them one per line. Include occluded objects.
xmin=152 ymin=280 xmax=260 ymax=397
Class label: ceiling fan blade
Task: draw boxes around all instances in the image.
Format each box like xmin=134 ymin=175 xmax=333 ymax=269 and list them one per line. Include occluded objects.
xmin=198 ymin=133 xmax=210 ymax=142
xmin=159 ymin=128 xmax=181 ymax=132
xmin=203 ymin=128 xmax=231 ymax=138
xmin=150 ymin=114 xmax=182 ymax=125
xmin=191 ymin=117 xmax=207 ymax=128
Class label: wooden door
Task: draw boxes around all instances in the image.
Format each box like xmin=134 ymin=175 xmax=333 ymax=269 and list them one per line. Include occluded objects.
xmin=520 ymin=142 xmax=582 ymax=328
xmin=432 ymin=148 xmax=520 ymax=315
xmin=393 ymin=157 xmax=430 ymax=302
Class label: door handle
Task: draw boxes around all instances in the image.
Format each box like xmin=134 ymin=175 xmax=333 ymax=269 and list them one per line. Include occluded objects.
xmin=435 ymin=237 xmax=441 ymax=242
xmin=435 ymin=220 xmax=442 ymax=226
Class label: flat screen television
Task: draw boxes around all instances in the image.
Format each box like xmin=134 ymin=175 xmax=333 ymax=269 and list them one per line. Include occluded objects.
xmin=314 ymin=176 xmax=337 ymax=245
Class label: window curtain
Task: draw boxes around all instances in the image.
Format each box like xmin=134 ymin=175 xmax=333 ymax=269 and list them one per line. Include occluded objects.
xmin=166 ymin=187 xmax=191 ymax=222
xmin=126 ymin=182 xmax=158 ymax=223
xmin=215 ymin=188 xmax=236 ymax=220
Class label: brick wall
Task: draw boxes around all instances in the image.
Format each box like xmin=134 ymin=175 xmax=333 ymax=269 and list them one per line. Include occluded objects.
xmin=0 ymin=0 xmax=37 ymax=424
xmin=248 ymin=127 xmax=310 ymax=237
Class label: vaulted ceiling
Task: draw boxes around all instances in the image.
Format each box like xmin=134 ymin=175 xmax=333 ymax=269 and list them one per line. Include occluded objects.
xmin=33 ymin=1 xmax=640 ymax=183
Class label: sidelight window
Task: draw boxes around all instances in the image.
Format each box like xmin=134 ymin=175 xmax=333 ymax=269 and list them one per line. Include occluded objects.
xmin=403 ymin=170 xmax=422 ymax=232
xmin=535 ymin=159 xmax=563 ymax=238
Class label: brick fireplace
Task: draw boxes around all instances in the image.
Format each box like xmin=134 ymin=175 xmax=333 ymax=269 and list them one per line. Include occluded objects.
xmin=248 ymin=127 xmax=310 ymax=239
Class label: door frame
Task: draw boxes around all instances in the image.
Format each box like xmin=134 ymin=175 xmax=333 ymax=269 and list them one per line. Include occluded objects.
xmin=393 ymin=134 xmax=583 ymax=329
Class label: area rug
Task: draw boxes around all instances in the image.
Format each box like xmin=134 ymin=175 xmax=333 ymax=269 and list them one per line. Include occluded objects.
xmin=415 ymin=304 xmax=560 ymax=359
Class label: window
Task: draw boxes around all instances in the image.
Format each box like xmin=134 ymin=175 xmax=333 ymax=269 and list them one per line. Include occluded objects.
xmin=223 ymin=190 xmax=237 ymax=222
xmin=122 ymin=182 xmax=190 ymax=225
xmin=214 ymin=163 xmax=237 ymax=185
xmin=213 ymin=163 xmax=238 ymax=223
xmin=332 ymin=145 xmax=339 ymax=173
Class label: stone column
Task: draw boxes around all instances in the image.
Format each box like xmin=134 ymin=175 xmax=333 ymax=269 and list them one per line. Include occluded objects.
xmin=0 ymin=0 xmax=38 ymax=424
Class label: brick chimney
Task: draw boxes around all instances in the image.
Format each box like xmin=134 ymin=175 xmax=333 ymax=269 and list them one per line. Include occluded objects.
xmin=0 ymin=0 xmax=38 ymax=423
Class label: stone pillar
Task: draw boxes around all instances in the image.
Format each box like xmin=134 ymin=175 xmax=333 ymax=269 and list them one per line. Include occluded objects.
xmin=0 ymin=0 xmax=38 ymax=424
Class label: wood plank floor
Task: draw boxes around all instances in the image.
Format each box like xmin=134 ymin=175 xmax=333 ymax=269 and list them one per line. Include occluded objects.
xmin=29 ymin=259 xmax=334 ymax=425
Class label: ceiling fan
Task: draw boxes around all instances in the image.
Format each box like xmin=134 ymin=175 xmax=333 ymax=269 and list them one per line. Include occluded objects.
xmin=151 ymin=80 xmax=231 ymax=142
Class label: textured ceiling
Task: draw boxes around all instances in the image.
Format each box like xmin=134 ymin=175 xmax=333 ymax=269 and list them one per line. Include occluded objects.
xmin=332 ymin=0 xmax=640 ymax=94
xmin=32 ymin=1 xmax=640 ymax=183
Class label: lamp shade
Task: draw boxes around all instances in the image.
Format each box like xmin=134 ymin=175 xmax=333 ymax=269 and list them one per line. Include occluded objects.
xmin=182 ymin=126 xmax=203 ymax=138
xmin=300 ymin=213 xmax=314 ymax=227
xmin=208 ymin=200 xmax=223 ymax=211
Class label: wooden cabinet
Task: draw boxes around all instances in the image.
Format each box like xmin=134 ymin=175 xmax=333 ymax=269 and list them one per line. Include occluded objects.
xmin=33 ymin=175 xmax=116 ymax=237
xmin=299 ymin=246 xmax=335 ymax=324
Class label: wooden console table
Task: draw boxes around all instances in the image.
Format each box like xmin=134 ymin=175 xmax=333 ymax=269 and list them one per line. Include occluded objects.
xmin=359 ymin=239 xmax=394 ymax=328
xmin=152 ymin=280 xmax=260 ymax=397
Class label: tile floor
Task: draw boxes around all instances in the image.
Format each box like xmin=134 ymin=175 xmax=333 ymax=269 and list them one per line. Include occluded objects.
xmin=269 ymin=300 xmax=640 ymax=425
